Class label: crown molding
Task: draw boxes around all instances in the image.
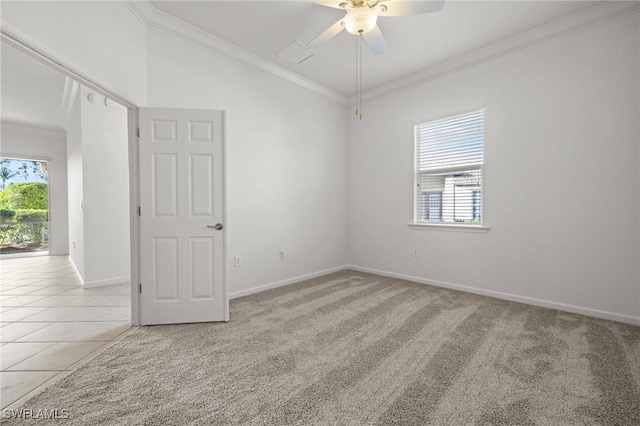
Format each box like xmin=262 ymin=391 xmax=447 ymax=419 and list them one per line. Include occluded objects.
xmin=122 ymin=0 xmax=348 ymax=106
xmin=351 ymin=1 xmax=640 ymax=105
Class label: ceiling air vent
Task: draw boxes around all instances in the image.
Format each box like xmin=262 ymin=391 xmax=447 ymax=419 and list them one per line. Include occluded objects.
xmin=277 ymin=42 xmax=315 ymax=65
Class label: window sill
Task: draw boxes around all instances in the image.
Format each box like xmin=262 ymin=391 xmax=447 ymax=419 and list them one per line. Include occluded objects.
xmin=408 ymin=223 xmax=490 ymax=233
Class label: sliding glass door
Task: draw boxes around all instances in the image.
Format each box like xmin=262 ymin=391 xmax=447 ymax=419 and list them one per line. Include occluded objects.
xmin=0 ymin=157 xmax=49 ymax=255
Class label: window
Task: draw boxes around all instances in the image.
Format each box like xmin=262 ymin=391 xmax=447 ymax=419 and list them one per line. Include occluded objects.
xmin=421 ymin=192 xmax=442 ymax=222
xmin=414 ymin=110 xmax=484 ymax=225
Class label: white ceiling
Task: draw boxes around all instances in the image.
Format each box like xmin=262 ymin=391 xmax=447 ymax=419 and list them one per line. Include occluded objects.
xmin=0 ymin=0 xmax=602 ymax=127
xmin=150 ymin=0 xmax=599 ymax=97
xmin=1 ymin=41 xmax=67 ymax=130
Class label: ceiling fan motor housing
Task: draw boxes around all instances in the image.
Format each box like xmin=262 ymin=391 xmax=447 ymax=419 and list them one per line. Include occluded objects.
xmin=344 ymin=6 xmax=378 ymax=35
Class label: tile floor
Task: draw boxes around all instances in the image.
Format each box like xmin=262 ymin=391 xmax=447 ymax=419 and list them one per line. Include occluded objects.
xmin=0 ymin=255 xmax=132 ymax=409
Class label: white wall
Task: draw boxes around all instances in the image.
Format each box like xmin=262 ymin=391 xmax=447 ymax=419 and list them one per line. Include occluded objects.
xmin=78 ymin=86 xmax=130 ymax=286
xmin=1 ymin=0 xmax=147 ymax=106
xmin=66 ymin=87 xmax=130 ymax=286
xmin=0 ymin=122 xmax=69 ymax=256
xmin=66 ymin=90 xmax=85 ymax=276
xmin=146 ymin=30 xmax=348 ymax=296
xmin=348 ymin=14 xmax=640 ymax=323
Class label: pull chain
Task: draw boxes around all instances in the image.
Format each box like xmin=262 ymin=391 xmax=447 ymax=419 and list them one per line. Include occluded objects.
xmin=355 ymin=37 xmax=359 ymax=118
xmin=355 ymin=37 xmax=363 ymax=120
xmin=359 ymin=36 xmax=363 ymax=120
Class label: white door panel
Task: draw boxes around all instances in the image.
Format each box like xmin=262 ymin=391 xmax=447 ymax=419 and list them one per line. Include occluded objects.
xmin=139 ymin=108 xmax=226 ymax=325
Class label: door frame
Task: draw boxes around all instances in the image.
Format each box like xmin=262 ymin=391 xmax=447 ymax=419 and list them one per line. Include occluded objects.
xmin=1 ymin=27 xmax=230 ymax=325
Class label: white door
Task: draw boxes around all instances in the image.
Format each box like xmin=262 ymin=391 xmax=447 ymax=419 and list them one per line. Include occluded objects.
xmin=138 ymin=108 xmax=227 ymax=325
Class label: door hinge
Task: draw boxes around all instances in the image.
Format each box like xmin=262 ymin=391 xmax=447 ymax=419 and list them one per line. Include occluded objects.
xmin=139 ymin=283 xmax=142 ymax=294
xmin=138 ymin=206 xmax=141 ymax=216
xmin=137 ymin=127 xmax=140 ymax=138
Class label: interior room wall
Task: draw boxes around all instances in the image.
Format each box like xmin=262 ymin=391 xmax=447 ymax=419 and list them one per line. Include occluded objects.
xmin=146 ymin=30 xmax=349 ymax=297
xmin=78 ymin=86 xmax=130 ymax=286
xmin=66 ymin=91 xmax=85 ymax=276
xmin=65 ymin=86 xmax=130 ymax=286
xmin=0 ymin=121 xmax=69 ymax=256
xmin=347 ymin=13 xmax=640 ymax=324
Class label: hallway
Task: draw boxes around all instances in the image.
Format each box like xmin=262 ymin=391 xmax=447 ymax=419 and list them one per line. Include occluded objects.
xmin=0 ymin=255 xmax=132 ymax=408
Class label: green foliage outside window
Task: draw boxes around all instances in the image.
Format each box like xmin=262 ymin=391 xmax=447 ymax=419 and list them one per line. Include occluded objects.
xmin=0 ymin=183 xmax=48 ymax=248
xmin=0 ymin=182 xmax=48 ymax=210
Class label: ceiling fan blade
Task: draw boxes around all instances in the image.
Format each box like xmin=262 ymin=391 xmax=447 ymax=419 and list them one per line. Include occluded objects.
xmin=307 ymin=18 xmax=345 ymax=49
xmin=362 ymin=25 xmax=387 ymax=56
xmin=378 ymin=0 xmax=445 ymax=17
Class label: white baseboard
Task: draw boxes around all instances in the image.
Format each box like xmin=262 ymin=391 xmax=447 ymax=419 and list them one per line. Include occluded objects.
xmin=82 ymin=276 xmax=130 ymax=289
xmin=68 ymin=255 xmax=84 ymax=282
xmin=229 ymin=265 xmax=349 ymax=300
xmin=348 ymin=265 xmax=640 ymax=326
xmin=67 ymin=256 xmax=130 ymax=288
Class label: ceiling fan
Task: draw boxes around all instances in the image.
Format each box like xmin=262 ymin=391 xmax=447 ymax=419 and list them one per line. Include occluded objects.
xmin=308 ymin=0 xmax=445 ymax=55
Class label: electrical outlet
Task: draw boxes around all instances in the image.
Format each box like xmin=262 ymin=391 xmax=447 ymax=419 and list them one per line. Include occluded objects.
xmin=412 ymin=247 xmax=419 ymax=257
xmin=234 ymin=256 xmax=241 ymax=267
xmin=279 ymin=250 xmax=285 ymax=261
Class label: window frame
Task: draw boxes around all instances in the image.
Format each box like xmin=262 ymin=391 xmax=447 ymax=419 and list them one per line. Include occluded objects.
xmin=410 ymin=108 xmax=489 ymax=233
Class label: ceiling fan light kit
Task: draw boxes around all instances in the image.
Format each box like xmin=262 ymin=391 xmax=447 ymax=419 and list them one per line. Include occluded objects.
xmin=344 ymin=7 xmax=378 ymax=35
xmin=309 ymin=0 xmax=446 ymax=55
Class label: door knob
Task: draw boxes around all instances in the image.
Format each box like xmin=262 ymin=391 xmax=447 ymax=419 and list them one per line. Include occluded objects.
xmin=207 ymin=223 xmax=223 ymax=230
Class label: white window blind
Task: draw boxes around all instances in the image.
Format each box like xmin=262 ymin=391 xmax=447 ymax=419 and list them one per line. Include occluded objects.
xmin=414 ymin=110 xmax=484 ymax=225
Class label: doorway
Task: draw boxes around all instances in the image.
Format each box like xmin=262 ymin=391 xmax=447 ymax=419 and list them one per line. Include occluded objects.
xmin=0 ymin=157 xmax=49 ymax=256
xmin=0 ymin=37 xmax=135 ymax=410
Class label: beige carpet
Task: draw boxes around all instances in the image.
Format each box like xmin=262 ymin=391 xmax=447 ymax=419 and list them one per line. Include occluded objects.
xmin=4 ymin=270 xmax=639 ymax=425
